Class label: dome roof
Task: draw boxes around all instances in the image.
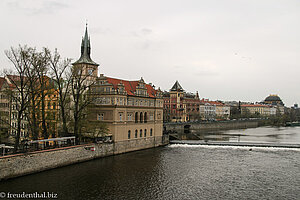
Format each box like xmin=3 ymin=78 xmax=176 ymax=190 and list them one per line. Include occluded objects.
xmin=265 ymin=95 xmax=281 ymax=102
xmin=264 ymin=95 xmax=284 ymax=106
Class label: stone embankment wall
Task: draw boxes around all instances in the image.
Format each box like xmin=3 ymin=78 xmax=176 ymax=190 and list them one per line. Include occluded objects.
xmin=0 ymin=135 xmax=169 ymax=181
xmin=165 ymin=121 xmax=259 ymax=133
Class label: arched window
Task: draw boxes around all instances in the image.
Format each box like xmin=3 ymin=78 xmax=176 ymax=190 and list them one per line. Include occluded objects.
xmin=140 ymin=129 xmax=142 ymax=137
xmin=135 ymin=112 xmax=138 ymax=123
xmin=144 ymin=129 xmax=147 ymax=137
xmin=150 ymin=128 xmax=153 ymax=136
xmin=135 ymin=130 xmax=138 ymax=138
xmin=128 ymin=130 xmax=131 ymax=139
xmin=144 ymin=112 xmax=147 ymax=123
xmin=140 ymin=112 xmax=143 ymax=123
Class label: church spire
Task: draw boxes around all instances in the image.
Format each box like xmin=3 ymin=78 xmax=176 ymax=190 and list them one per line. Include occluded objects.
xmin=74 ymin=24 xmax=99 ymax=66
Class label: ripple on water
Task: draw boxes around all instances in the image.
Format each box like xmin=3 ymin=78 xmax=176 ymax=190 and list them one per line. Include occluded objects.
xmin=0 ymin=144 xmax=299 ymax=200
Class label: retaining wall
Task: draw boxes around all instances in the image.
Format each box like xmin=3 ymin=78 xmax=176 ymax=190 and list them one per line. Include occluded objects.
xmin=0 ymin=135 xmax=169 ymax=181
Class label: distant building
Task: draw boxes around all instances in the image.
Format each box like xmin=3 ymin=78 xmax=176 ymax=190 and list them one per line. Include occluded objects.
xmin=199 ymin=99 xmax=216 ymax=120
xmin=241 ymin=104 xmax=273 ymax=116
xmin=211 ymin=101 xmax=230 ymax=120
xmin=3 ymin=75 xmax=29 ymax=139
xmin=0 ymin=75 xmax=59 ymax=140
xmin=264 ymin=94 xmax=284 ymax=106
xmin=263 ymin=94 xmax=285 ymax=115
xmin=163 ymin=81 xmax=200 ymax=122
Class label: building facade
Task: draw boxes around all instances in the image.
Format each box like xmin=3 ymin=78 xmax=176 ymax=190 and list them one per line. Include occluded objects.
xmin=200 ymin=99 xmax=216 ymax=121
xmin=241 ymin=104 xmax=275 ymax=116
xmin=73 ymin=26 xmax=163 ymax=142
xmin=263 ymin=94 xmax=285 ymax=115
xmin=0 ymin=77 xmax=11 ymax=138
xmin=163 ymin=81 xmax=200 ymax=122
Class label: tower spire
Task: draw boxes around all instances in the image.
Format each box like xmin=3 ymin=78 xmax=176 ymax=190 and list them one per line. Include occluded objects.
xmin=73 ymin=23 xmax=98 ymax=66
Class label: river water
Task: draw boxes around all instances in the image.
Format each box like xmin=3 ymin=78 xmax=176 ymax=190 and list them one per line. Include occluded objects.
xmin=190 ymin=126 xmax=300 ymax=143
xmin=1 ymin=127 xmax=300 ymax=200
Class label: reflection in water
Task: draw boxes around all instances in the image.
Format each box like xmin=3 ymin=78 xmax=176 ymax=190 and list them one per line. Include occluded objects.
xmin=0 ymin=144 xmax=299 ymax=200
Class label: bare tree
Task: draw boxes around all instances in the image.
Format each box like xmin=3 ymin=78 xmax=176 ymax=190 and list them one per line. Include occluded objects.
xmin=24 ymin=57 xmax=40 ymax=140
xmin=48 ymin=49 xmax=72 ymax=136
xmin=70 ymin=66 xmax=95 ymax=144
xmin=34 ymin=48 xmax=52 ymax=140
xmin=4 ymin=46 xmax=34 ymax=152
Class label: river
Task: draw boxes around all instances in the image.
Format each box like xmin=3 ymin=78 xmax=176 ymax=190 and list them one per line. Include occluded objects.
xmin=189 ymin=126 xmax=300 ymax=143
xmin=0 ymin=127 xmax=299 ymax=200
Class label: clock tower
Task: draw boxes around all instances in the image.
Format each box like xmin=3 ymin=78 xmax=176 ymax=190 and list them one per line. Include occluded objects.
xmin=73 ymin=24 xmax=99 ymax=79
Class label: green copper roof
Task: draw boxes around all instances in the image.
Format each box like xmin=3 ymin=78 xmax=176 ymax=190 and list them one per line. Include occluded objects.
xmin=73 ymin=25 xmax=99 ymax=66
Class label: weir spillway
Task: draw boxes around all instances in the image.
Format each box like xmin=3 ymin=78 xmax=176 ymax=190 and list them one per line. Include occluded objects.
xmin=170 ymin=140 xmax=300 ymax=148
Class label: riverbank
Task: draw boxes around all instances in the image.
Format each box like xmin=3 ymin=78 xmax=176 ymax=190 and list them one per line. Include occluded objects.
xmin=165 ymin=120 xmax=259 ymax=133
xmin=164 ymin=120 xmax=259 ymax=140
xmin=0 ymin=135 xmax=169 ymax=181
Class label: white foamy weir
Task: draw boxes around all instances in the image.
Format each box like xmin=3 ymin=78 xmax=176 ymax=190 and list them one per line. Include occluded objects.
xmin=168 ymin=144 xmax=300 ymax=152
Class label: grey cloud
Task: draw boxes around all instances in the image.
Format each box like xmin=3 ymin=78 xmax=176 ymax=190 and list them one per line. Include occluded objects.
xmin=7 ymin=0 xmax=69 ymax=15
xmin=90 ymin=27 xmax=112 ymax=35
xmin=131 ymin=28 xmax=153 ymax=37
xmin=172 ymin=65 xmax=218 ymax=76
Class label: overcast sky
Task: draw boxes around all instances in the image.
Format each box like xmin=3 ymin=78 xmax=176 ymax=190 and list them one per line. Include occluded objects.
xmin=0 ymin=0 xmax=299 ymax=106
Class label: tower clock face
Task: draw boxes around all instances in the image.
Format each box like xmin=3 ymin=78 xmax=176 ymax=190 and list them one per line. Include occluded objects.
xmin=88 ymin=69 xmax=93 ymax=75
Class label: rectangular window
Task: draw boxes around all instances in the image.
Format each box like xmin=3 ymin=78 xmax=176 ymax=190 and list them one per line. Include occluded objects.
xmin=119 ymin=113 xmax=123 ymax=121
xmin=97 ymin=113 xmax=104 ymax=121
xmin=127 ymin=113 xmax=132 ymax=121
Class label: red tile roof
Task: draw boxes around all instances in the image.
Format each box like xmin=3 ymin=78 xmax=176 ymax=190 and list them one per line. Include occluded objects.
xmin=200 ymin=99 xmax=224 ymax=105
xmin=105 ymin=77 xmax=157 ymax=98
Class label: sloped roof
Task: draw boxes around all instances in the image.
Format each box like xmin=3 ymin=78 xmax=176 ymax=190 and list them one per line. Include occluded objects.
xmin=200 ymin=99 xmax=224 ymax=106
xmin=170 ymin=80 xmax=184 ymax=92
xmin=105 ymin=77 xmax=157 ymax=98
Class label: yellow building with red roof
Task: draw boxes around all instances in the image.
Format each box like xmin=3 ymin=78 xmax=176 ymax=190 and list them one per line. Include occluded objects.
xmin=73 ymin=25 xmax=164 ymax=143
xmin=88 ymin=75 xmax=163 ymax=142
